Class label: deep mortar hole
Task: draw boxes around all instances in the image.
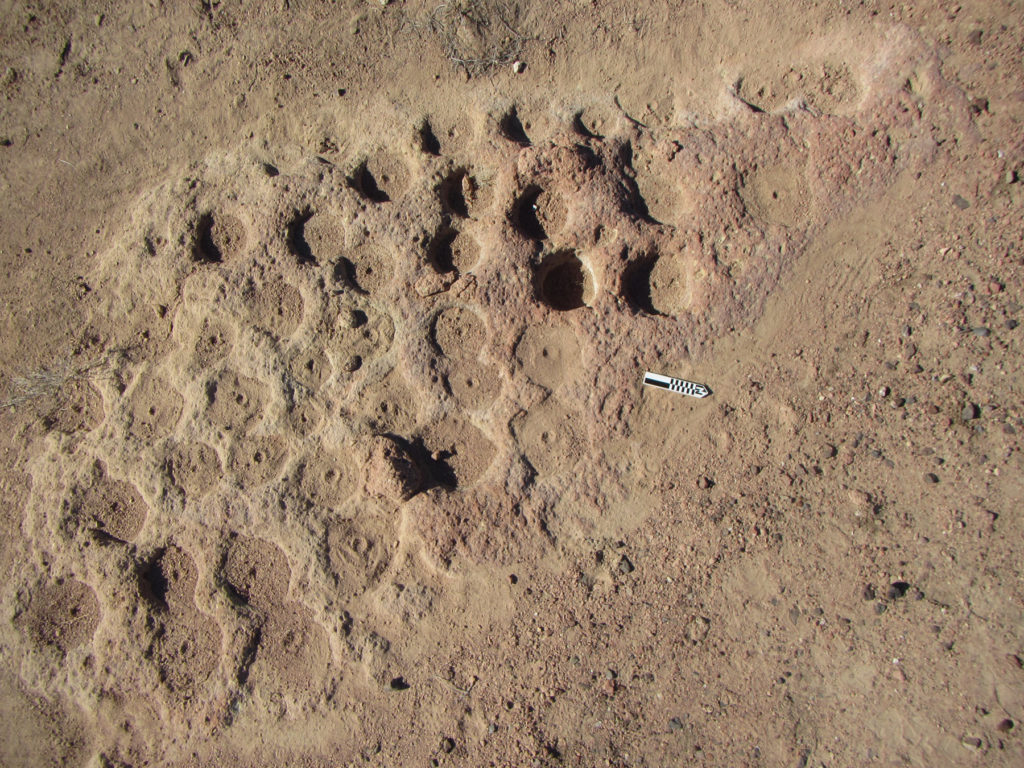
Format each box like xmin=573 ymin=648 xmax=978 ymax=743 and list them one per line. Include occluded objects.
xmin=500 ymin=108 xmax=530 ymax=145
xmin=440 ymin=170 xmax=470 ymax=218
xmin=193 ymin=214 xmax=222 ymax=263
xmin=572 ymin=111 xmax=602 ymax=139
xmin=334 ymin=257 xmax=367 ymax=293
xmin=394 ymin=433 xmax=459 ymax=490
xmin=622 ymin=255 xmax=660 ymax=315
xmin=419 ymin=120 xmax=441 ymax=155
xmin=536 ymin=251 xmax=592 ymax=311
xmin=349 ymin=163 xmax=389 ymax=203
xmin=515 ymin=185 xmax=547 ymax=240
xmin=138 ymin=550 xmax=170 ymax=610
xmin=427 ymin=226 xmax=459 ymax=274
xmin=287 ymin=209 xmax=315 ymax=265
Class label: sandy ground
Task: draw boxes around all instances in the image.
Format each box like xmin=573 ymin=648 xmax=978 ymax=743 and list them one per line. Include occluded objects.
xmin=1 ymin=0 xmax=1023 ymax=765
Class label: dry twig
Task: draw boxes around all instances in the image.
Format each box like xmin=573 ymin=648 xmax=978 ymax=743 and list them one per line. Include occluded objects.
xmin=428 ymin=0 xmax=526 ymax=75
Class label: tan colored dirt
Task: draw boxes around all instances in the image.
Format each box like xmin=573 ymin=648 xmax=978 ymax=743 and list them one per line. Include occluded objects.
xmin=2 ymin=1 xmax=1023 ymax=765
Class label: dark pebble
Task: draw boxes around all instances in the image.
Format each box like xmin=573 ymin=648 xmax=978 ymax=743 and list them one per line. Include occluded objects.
xmin=618 ymin=555 xmax=635 ymax=574
xmin=996 ymin=719 xmax=1015 ymax=733
xmin=924 ymin=473 xmax=939 ymax=484
xmin=262 ymin=162 xmax=279 ymax=177
xmin=669 ymin=717 xmax=684 ymax=732
xmin=953 ymin=194 xmax=970 ymax=209
xmin=441 ymin=737 xmax=455 ymax=753
xmin=1007 ymin=319 xmax=1019 ymax=330
xmin=389 ymin=676 xmax=410 ymax=690
xmin=887 ymin=581 xmax=911 ymax=599
xmin=962 ymin=403 xmax=980 ymax=421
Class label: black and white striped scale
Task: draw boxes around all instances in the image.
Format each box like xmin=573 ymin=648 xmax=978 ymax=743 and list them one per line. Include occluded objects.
xmin=642 ymin=371 xmax=710 ymax=399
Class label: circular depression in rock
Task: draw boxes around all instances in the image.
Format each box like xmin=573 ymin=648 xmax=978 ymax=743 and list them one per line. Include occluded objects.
xmin=536 ymin=251 xmax=594 ymax=311
xmin=515 ymin=185 xmax=566 ymax=241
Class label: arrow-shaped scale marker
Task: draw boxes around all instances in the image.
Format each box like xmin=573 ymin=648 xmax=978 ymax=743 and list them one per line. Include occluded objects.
xmin=642 ymin=371 xmax=710 ymax=398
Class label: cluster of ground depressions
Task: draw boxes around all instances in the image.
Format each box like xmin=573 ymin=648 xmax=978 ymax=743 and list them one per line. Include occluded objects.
xmin=9 ymin=76 xmax=920 ymax=747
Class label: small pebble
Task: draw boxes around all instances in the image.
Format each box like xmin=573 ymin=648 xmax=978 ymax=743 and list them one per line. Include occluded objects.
xmin=441 ymin=737 xmax=455 ymax=753
xmin=862 ymin=584 xmax=876 ymax=601
xmin=697 ymin=476 xmax=713 ymax=489
xmin=618 ymin=556 xmax=634 ymax=574
xmin=960 ymin=735 xmax=983 ymax=752
xmin=337 ymin=308 xmax=359 ymax=329
xmin=878 ymin=385 xmax=890 ymax=397
xmin=996 ymin=718 xmax=1014 ymax=733
xmin=512 ymin=60 xmax=526 ymax=73
xmin=972 ymin=327 xmax=990 ymax=337
xmin=924 ymin=472 xmax=939 ymax=484
xmin=961 ymin=403 xmax=979 ymax=421
xmin=953 ymin=194 xmax=970 ymax=210
xmin=668 ymin=717 xmax=684 ymax=732
xmin=1007 ymin=319 xmax=1019 ymax=330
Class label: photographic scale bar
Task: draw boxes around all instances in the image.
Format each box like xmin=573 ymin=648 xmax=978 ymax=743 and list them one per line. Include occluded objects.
xmin=642 ymin=372 xmax=710 ymax=399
